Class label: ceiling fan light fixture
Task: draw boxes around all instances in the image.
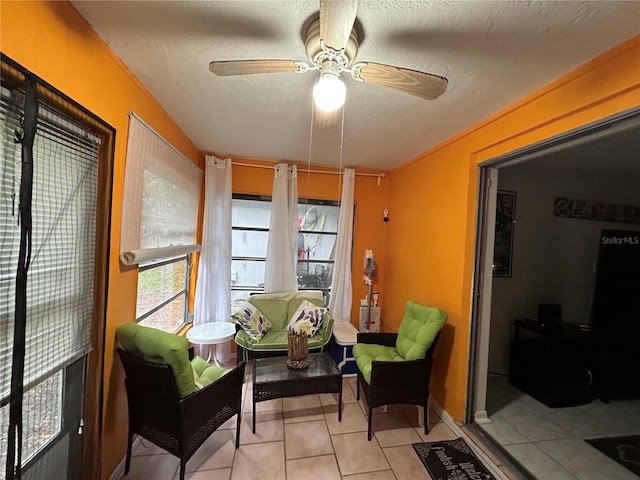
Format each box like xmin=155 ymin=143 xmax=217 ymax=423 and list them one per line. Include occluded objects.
xmin=313 ymin=72 xmax=346 ymax=112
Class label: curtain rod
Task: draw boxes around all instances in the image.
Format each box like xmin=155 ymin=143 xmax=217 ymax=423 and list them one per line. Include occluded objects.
xmin=128 ymin=111 xmax=203 ymax=173
xmin=231 ymin=161 xmax=385 ymax=178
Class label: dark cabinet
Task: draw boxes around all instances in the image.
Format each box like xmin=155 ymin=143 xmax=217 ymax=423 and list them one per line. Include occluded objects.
xmin=509 ymin=319 xmax=593 ymax=407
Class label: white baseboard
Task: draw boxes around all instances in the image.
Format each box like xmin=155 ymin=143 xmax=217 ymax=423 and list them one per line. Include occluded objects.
xmin=474 ymin=410 xmax=492 ymax=424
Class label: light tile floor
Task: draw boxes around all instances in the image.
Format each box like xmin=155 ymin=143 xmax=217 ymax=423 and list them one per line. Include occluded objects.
xmin=120 ymin=365 xmax=519 ymax=480
xmin=480 ymin=374 xmax=640 ymax=480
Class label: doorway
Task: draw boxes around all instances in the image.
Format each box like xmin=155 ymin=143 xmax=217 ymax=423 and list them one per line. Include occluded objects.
xmin=468 ymin=107 xmax=640 ymax=478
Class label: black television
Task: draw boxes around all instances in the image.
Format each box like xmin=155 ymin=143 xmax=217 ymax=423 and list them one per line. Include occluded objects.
xmin=591 ymin=229 xmax=640 ymax=333
xmin=537 ymin=303 xmax=562 ymax=329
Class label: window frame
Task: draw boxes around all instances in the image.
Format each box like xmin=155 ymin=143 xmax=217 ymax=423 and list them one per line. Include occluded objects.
xmin=135 ymin=254 xmax=191 ymax=333
xmin=231 ymin=193 xmax=341 ymax=301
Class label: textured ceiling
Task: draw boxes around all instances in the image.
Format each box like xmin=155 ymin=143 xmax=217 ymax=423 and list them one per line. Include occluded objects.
xmin=71 ymin=1 xmax=640 ymax=171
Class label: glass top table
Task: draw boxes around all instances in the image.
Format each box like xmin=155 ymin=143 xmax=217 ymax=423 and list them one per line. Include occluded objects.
xmin=252 ymin=352 xmax=342 ymax=433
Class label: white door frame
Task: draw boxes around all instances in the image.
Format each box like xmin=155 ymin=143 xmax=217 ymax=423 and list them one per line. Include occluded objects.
xmin=470 ymin=167 xmax=498 ymax=424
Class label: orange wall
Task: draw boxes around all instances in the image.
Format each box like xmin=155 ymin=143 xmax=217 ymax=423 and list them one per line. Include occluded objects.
xmin=385 ymin=35 xmax=640 ymax=420
xmin=230 ymin=158 xmax=388 ymax=326
xmin=0 ymin=2 xmax=204 ymax=478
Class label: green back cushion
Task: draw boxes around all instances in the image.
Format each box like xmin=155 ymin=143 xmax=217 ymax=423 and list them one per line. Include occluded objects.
xmin=395 ymin=301 xmax=447 ymax=361
xmin=116 ymin=323 xmax=196 ymax=397
xmin=246 ymin=296 xmax=325 ymax=330
xmin=248 ymin=298 xmax=289 ymax=329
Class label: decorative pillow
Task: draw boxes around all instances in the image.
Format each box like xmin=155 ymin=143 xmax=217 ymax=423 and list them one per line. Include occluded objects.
xmin=231 ymin=302 xmax=272 ymax=341
xmin=287 ymin=300 xmax=328 ymax=337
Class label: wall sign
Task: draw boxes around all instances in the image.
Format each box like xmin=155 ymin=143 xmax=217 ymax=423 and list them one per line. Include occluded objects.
xmin=554 ymin=197 xmax=640 ymax=225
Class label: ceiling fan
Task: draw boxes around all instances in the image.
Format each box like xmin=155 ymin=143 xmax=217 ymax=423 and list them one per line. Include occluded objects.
xmin=209 ymin=0 xmax=448 ymax=129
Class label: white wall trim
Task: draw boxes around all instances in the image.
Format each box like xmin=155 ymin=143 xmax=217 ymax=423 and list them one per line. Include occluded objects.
xmin=474 ymin=410 xmax=492 ymax=424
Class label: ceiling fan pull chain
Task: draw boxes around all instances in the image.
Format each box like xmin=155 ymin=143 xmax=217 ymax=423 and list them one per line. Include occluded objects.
xmin=337 ymin=102 xmax=345 ymax=197
xmin=306 ymin=94 xmax=315 ymax=199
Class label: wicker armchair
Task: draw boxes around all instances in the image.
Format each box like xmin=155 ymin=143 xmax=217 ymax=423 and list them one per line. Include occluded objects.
xmin=115 ymin=322 xmax=246 ymax=480
xmin=353 ymin=301 xmax=446 ymax=440
xmin=117 ymin=350 xmax=246 ymax=480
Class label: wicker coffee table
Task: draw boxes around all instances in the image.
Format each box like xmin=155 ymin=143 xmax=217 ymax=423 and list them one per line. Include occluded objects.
xmin=252 ymin=352 xmax=342 ymax=433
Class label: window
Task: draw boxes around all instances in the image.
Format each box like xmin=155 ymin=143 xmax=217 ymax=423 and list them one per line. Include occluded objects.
xmin=231 ymin=194 xmax=340 ymax=304
xmin=120 ymin=113 xmax=202 ymax=263
xmin=0 ymin=372 xmax=62 ymax=470
xmin=0 ymin=86 xmax=99 ymax=401
xmin=121 ymin=114 xmax=202 ymax=332
xmin=136 ymin=255 xmax=190 ymax=333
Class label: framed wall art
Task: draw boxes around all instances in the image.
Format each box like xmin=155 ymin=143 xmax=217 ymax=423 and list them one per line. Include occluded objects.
xmin=493 ymin=190 xmax=516 ymax=277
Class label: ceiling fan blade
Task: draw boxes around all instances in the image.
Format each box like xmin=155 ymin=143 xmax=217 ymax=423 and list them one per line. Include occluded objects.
xmin=209 ymin=60 xmax=304 ymax=76
xmin=314 ymin=106 xmax=339 ymax=130
xmin=352 ymin=62 xmax=448 ymax=100
xmin=319 ymin=0 xmax=358 ymax=51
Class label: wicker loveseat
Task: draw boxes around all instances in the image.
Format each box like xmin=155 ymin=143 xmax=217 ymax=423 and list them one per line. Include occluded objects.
xmin=233 ymin=290 xmax=334 ymax=362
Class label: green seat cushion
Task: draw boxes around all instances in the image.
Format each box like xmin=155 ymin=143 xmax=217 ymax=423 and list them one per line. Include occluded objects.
xmin=395 ymin=301 xmax=447 ymax=361
xmin=190 ymin=355 xmax=229 ymax=387
xmin=116 ymin=323 xmax=195 ymax=398
xmin=235 ymin=328 xmax=291 ymax=351
xmin=235 ymin=314 xmax=334 ymax=352
xmin=191 ymin=355 xmax=210 ymax=377
xmin=247 ymin=298 xmax=289 ymax=330
xmin=352 ymin=343 xmax=404 ymax=384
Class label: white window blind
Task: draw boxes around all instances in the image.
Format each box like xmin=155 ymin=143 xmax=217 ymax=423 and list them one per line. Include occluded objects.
xmin=120 ymin=113 xmax=202 ymax=265
xmin=0 ymin=86 xmax=98 ymax=400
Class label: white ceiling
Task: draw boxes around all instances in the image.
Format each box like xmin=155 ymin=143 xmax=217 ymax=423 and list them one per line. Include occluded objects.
xmin=71 ymin=1 xmax=640 ymax=171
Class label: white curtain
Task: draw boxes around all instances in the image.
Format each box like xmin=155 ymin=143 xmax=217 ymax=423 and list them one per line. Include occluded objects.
xmin=329 ymin=168 xmax=355 ymax=323
xmin=264 ymin=163 xmax=298 ymax=293
xmin=194 ymin=156 xmax=232 ymax=362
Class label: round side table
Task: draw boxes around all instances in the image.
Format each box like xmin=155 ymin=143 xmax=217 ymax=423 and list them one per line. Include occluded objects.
xmin=186 ymin=322 xmax=236 ymax=367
